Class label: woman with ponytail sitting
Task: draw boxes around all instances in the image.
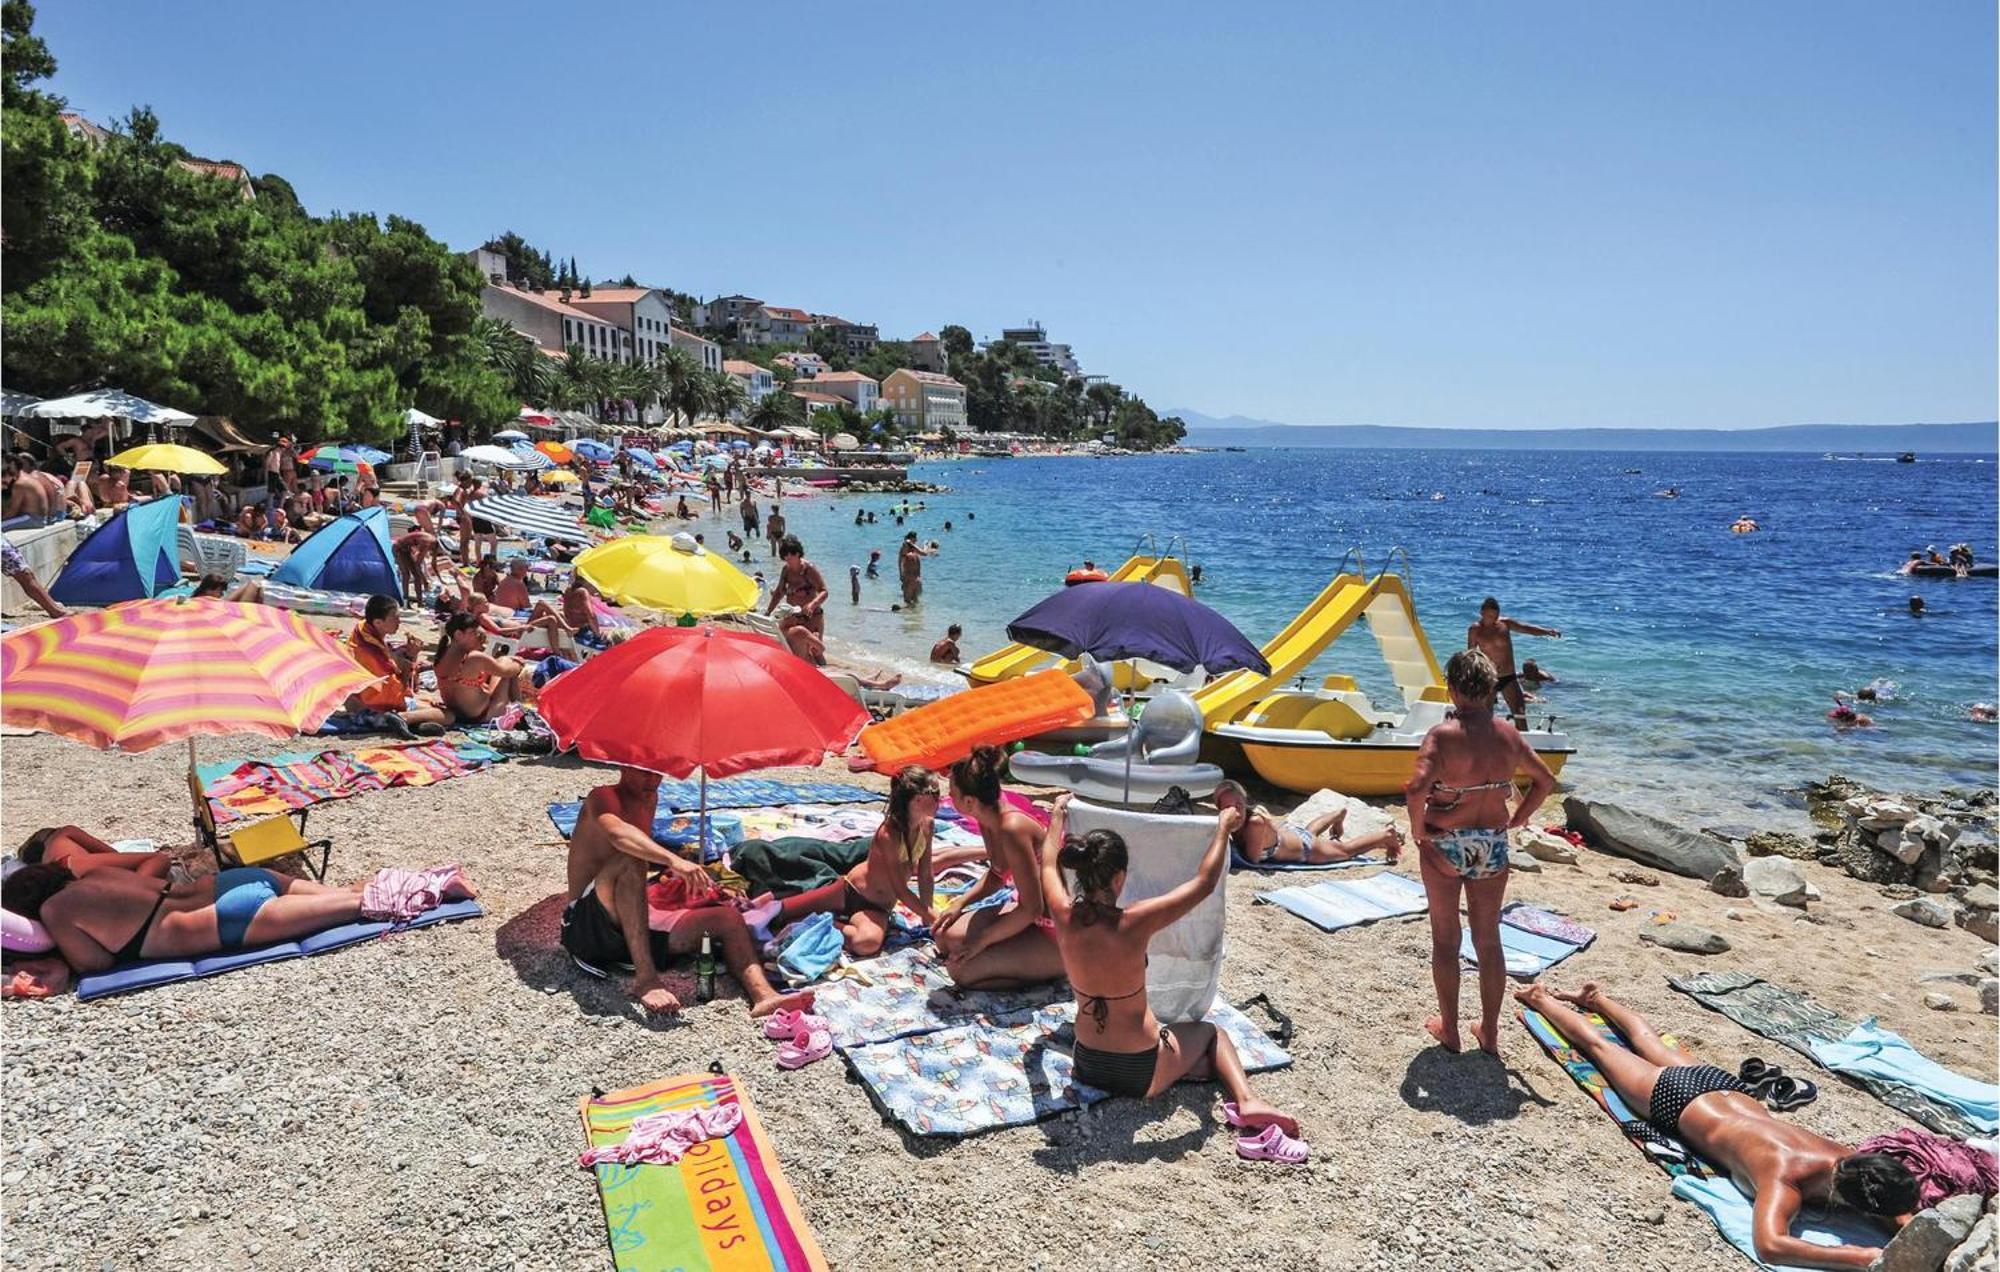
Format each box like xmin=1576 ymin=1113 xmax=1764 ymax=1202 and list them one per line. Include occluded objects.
xmin=432 ymin=611 xmax=533 ymax=725
xmin=1039 ymin=794 xmax=1307 ymax=1163
xmin=765 ymin=766 xmax=943 ymax=957
xmin=931 ymin=745 xmax=1064 ymax=989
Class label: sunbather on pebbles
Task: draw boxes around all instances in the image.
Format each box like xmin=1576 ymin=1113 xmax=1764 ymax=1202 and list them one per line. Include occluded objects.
xmin=2 ymin=859 xmax=476 ymax=974
xmin=560 ymin=766 xmax=816 ymax=1021
xmin=931 ymin=746 xmax=1064 ymax=990
xmin=1211 ymin=780 xmax=1404 ymax=865
xmin=1517 ymin=981 xmax=1916 ymax=1270
xmin=1039 ymin=795 xmax=1307 ymax=1164
xmin=764 ymin=766 xmax=940 ymax=957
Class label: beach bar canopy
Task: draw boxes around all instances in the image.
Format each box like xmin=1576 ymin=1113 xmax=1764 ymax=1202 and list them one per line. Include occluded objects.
xmin=20 ymin=389 xmax=197 ymax=427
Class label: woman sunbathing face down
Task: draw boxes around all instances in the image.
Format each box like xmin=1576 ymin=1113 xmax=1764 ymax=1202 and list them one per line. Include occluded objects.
xmin=2 ymin=861 xmax=475 ymax=974
xmin=18 ymin=826 xmax=171 ymax=881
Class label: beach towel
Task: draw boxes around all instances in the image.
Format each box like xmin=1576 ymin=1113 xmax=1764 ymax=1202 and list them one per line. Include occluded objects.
xmin=771 ymin=912 xmax=845 ymax=987
xmin=544 ymin=802 xmax=743 ymax=859
xmin=810 ymin=945 xmax=1070 ymax=1049
xmin=1255 ymin=870 xmax=1428 ymax=932
xmin=842 ymin=999 xmax=1292 ymax=1138
xmin=1230 ymin=847 xmax=1382 ymax=872
xmin=203 ymin=742 xmax=504 ymax=826
xmin=1670 ymin=971 xmax=1998 ymax=1138
xmin=75 ymin=899 xmax=484 ymax=1001
xmin=1460 ymin=903 xmax=1597 ymax=979
xmin=648 ymin=777 xmax=877 ymax=812
xmin=1069 ymin=800 xmax=1228 ymax=1023
xmin=1521 ymin=1008 xmax=1888 ymax=1271
xmin=579 ymin=1073 xmax=826 ymax=1272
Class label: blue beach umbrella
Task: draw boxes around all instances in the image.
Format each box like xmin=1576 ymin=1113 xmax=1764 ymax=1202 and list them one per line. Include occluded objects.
xmin=572 ymin=439 xmax=616 ymax=462
xmin=624 ymin=447 xmax=661 ymax=469
xmin=1005 ymin=582 xmax=1269 ymax=676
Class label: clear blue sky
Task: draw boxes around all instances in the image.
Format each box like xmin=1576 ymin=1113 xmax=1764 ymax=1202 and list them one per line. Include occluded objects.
xmin=37 ymin=2 xmax=1997 ymax=429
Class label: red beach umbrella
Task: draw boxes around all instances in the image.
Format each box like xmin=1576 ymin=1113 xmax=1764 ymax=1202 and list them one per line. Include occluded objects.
xmin=539 ymin=623 xmax=866 ymax=780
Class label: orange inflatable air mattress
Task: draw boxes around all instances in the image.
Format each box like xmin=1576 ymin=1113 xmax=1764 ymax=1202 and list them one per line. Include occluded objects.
xmin=859 ymin=669 xmax=1093 ymax=773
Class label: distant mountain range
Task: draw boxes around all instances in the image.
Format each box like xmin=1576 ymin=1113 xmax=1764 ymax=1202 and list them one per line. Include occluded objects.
xmin=1168 ymin=411 xmax=1997 ymax=454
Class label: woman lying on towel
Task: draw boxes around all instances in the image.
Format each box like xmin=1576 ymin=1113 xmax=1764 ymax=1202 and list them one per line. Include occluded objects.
xmin=931 ymin=745 xmax=1064 ymax=990
xmin=1518 ymin=981 xmax=1915 ymax=1270
xmin=17 ymin=826 xmax=171 ymax=881
xmin=0 ymin=859 xmax=476 ymax=974
xmin=1039 ymin=796 xmax=1306 ymax=1163
xmin=767 ymin=765 xmax=940 ymax=957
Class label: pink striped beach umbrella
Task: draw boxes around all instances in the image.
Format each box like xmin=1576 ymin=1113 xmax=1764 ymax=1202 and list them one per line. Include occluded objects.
xmin=1 ymin=597 xmax=376 ymax=754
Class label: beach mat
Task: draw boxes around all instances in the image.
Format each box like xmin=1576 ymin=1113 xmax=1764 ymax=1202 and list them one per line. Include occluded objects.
xmin=1461 ymin=902 xmax=1597 ymax=980
xmin=579 ymin=1072 xmax=826 ymax=1271
xmin=1669 ymin=971 xmax=1998 ymax=1138
xmin=546 ymin=802 xmax=744 ymax=855
xmin=1520 ymin=1008 xmax=1886 ymax=1271
xmin=650 ymin=777 xmax=877 ymax=812
xmin=1254 ymin=870 xmax=1427 ymax=931
xmin=76 ymin=899 xmax=484 ymax=1001
xmin=811 ymin=945 xmax=1069 ymax=1049
xmin=842 ymin=999 xmax=1293 ymax=1138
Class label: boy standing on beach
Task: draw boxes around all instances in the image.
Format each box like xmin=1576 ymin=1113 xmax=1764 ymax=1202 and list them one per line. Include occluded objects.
xmin=1467 ymin=597 xmax=1561 ymax=728
xmin=561 ymin=767 xmax=815 ymax=1021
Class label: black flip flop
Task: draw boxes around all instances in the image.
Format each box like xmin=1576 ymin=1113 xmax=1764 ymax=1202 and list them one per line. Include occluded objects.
xmin=1738 ymin=1057 xmax=1786 ymax=1095
xmin=1765 ymin=1075 xmax=1820 ymax=1112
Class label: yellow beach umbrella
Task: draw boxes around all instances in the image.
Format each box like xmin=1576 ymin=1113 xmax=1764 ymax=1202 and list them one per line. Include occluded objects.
xmin=540 ymin=469 xmax=580 ymax=486
xmin=106 ymin=443 xmax=227 ymax=475
xmin=575 ymin=532 xmax=759 ymax=616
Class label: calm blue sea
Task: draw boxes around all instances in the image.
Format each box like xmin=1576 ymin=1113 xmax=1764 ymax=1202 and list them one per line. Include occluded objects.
xmin=717 ymin=448 xmax=1998 ymax=830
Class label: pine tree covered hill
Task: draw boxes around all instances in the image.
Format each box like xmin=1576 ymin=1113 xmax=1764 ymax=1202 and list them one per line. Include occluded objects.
xmin=0 ymin=2 xmax=1185 ymax=450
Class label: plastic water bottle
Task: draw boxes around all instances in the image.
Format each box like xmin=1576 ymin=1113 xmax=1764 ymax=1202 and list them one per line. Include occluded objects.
xmin=695 ymin=936 xmax=716 ymax=1003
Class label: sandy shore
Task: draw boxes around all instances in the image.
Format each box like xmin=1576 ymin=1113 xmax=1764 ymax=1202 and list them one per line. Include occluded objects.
xmin=3 ymin=715 xmax=1996 ymax=1271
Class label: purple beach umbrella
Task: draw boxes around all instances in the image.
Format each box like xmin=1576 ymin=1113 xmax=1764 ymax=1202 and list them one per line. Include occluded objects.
xmin=1005 ymin=581 xmax=1269 ymax=676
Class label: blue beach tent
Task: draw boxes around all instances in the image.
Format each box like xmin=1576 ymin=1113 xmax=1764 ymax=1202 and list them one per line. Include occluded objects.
xmin=270 ymin=506 xmax=401 ymax=600
xmin=49 ymin=496 xmax=182 ymax=605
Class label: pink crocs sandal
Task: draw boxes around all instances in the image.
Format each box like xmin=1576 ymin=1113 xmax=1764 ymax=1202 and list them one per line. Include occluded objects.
xmin=762 ymin=1007 xmax=810 ymax=1040
xmin=1236 ymin=1123 xmax=1309 ymax=1165
xmin=776 ymin=1018 xmax=832 ymax=1070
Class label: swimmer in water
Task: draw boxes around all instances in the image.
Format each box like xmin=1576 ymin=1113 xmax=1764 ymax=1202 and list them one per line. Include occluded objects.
xmin=1971 ymin=704 xmax=1997 ymax=724
xmin=1909 ymin=596 xmax=1925 ymax=617
xmin=1827 ymin=693 xmax=1873 ymax=728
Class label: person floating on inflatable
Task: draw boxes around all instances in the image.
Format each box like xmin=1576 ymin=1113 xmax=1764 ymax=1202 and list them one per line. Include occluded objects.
xmin=1730 ymin=516 xmax=1759 ymax=534
xmin=1065 ymin=559 xmax=1109 ymax=586
xmin=1827 ymin=693 xmax=1873 ymax=729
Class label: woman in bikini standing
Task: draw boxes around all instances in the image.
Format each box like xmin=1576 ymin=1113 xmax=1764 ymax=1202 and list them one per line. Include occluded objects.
xmin=432 ymin=612 xmax=533 ymax=724
xmin=1404 ymin=648 xmax=1558 ymax=1055
xmin=931 ymin=745 xmax=1064 ymax=989
xmin=1038 ymin=795 xmax=1306 ymax=1162
xmin=768 ymin=766 xmax=941 ymax=956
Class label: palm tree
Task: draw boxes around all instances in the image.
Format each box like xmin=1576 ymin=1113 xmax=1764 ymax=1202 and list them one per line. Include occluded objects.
xmin=746 ymin=389 xmax=804 ymax=435
xmin=652 ymin=345 xmax=702 ymax=428
xmin=475 ymin=317 xmax=553 ymax=406
xmin=700 ymin=370 xmax=747 ymax=427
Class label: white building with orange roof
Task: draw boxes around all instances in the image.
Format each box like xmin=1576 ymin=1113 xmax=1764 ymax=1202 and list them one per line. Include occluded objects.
xmin=723 ymin=360 xmax=775 ymax=407
xmin=807 ymin=370 xmax=879 ymax=414
xmin=747 ymin=305 xmax=814 ymax=346
xmin=788 ymin=388 xmax=844 ymax=416
xmin=773 ymin=350 xmax=829 ymax=378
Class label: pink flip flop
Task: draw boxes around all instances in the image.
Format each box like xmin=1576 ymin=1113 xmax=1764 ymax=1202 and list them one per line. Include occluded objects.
xmin=761 ymin=1007 xmax=810 ymax=1040
xmin=776 ymin=1019 xmax=832 ymax=1069
xmin=1236 ymin=1123 xmax=1310 ymax=1165
xmin=1220 ymin=1101 xmax=1245 ymax=1128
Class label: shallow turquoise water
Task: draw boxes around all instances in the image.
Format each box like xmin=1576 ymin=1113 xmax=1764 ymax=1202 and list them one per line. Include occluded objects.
xmin=705 ymin=448 xmax=1997 ymax=828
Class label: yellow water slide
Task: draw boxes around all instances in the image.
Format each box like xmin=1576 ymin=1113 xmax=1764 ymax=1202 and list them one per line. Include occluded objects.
xmin=962 ymin=553 xmax=1192 ymax=685
xmin=1191 ymin=572 xmax=1445 ymax=727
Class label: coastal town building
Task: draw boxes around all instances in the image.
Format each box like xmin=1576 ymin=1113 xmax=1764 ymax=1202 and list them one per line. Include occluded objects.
xmin=909 ymin=331 xmax=946 ymax=372
xmin=813 ymin=315 xmax=878 ymax=357
xmin=60 ymin=112 xmax=255 ymax=199
xmin=473 ymin=253 xmax=630 ymax=364
xmin=993 ymin=321 xmax=1080 ymax=376
xmin=773 ymin=351 xmax=829 ymax=378
xmin=807 ymin=370 xmax=879 ymax=414
xmin=746 ymin=305 xmax=814 ymax=346
xmin=788 ymin=388 xmax=843 ymax=416
xmin=567 ymin=288 xmax=677 ymax=367
xmin=723 ymin=359 xmax=775 ymax=407
xmin=881 ymin=368 xmax=966 ymax=433
xmin=670 ymin=326 xmax=724 ymax=374
xmin=703 ymin=295 xmax=764 ymax=339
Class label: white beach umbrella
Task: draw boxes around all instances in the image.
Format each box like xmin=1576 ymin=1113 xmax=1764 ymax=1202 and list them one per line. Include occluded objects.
xmin=404 ymin=407 xmax=443 ymax=428
xmin=491 ymin=429 xmax=530 ymax=444
xmin=461 ymin=444 xmax=552 ymax=471
xmin=21 ymin=389 xmax=196 ymax=426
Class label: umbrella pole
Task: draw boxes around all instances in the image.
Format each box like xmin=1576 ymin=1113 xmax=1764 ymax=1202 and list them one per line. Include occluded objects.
xmin=698 ymin=767 xmax=709 ymax=862
xmin=1123 ymin=659 xmax=1136 ymax=805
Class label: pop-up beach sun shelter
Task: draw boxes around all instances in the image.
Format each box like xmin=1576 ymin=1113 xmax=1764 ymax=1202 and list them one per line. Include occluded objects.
xmin=49 ymin=496 xmax=181 ymax=605
xmin=270 ymin=506 xmax=402 ymax=600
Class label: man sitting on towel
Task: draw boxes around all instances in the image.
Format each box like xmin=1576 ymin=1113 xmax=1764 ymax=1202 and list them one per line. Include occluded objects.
xmin=562 ymin=766 xmax=815 ymax=1021
xmin=1519 ymin=981 xmax=1917 ymax=1270
xmin=1211 ymin=781 xmax=1404 ymax=866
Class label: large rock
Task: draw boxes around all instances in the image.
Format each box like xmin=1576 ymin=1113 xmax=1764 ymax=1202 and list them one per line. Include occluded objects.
xmin=1956 ymin=905 xmax=1999 ymax=945
xmin=1871 ymin=1194 xmax=1984 ymax=1272
xmin=1744 ymin=830 xmax=1818 ymax=861
xmin=1562 ymin=798 xmax=1739 ymax=881
xmin=1638 ymin=923 xmax=1731 ymax=955
xmin=1981 ymin=980 xmax=1998 ymax=1016
xmin=1709 ymin=866 xmax=1751 ymax=898
xmin=1960 ymin=883 xmax=1999 ymax=911
xmin=1743 ymin=857 xmax=1813 ymax=909
xmin=1518 ymin=827 xmax=1579 ymax=864
xmin=1895 ymin=898 xmax=1954 ymax=929
xmin=1853 ymin=797 xmax=1923 ymax=832
xmin=1833 ymin=835 xmax=1916 ymax=886
xmin=1944 ymin=1211 xmax=1994 ymax=1272
xmin=1877 ymin=826 xmax=1927 ymax=866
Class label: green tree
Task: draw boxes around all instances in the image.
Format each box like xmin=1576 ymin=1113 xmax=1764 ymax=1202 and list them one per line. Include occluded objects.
xmin=701 ymin=369 xmax=747 ymax=424
xmin=745 ymin=389 xmax=804 ymax=434
xmin=939 ymin=324 xmax=974 ymax=360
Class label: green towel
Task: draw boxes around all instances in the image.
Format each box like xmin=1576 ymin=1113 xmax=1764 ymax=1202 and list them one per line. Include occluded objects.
xmin=730 ymin=836 xmax=869 ymax=898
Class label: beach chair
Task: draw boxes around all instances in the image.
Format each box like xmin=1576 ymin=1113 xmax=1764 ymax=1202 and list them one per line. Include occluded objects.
xmin=188 ymin=764 xmax=334 ymax=880
xmin=177 ymin=525 xmax=248 ymax=582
